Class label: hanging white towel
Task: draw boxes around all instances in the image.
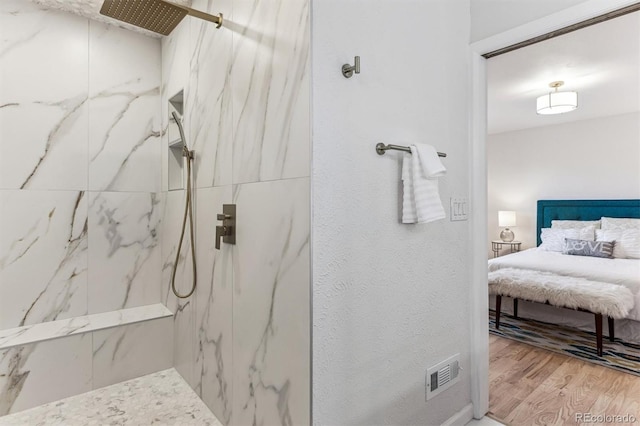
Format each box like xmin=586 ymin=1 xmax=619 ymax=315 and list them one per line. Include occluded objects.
xmin=402 ymin=144 xmax=446 ymax=224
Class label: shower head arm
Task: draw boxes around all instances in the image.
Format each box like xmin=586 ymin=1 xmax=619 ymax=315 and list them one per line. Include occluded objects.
xmin=177 ymin=5 xmax=223 ymax=28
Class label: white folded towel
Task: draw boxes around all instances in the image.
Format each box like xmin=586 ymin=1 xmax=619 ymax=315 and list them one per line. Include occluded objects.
xmin=402 ymin=144 xmax=446 ymax=224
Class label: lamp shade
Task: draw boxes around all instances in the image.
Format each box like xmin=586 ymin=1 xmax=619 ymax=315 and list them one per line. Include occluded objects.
xmin=498 ymin=211 xmax=516 ymax=227
xmin=536 ymin=91 xmax=578 ymax=115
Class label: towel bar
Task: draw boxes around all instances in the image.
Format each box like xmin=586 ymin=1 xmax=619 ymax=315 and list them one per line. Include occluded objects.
xmin=376 ymin=143 xmax=446 ymax=157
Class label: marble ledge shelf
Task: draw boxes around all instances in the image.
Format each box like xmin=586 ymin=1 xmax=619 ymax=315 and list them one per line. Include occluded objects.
xmin=0 ymin=304 xmax=173 ymax=350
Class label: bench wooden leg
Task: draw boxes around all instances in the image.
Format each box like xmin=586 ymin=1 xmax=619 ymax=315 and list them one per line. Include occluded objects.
xmin=595 ymin=313 xmax=603 ymax=356
xmin=495 ymin=295 xmax=502 ymax=330
xmin=608 ymin=317 xmax=615 ymax=342
xmin=513 ymin=298 xmax=519 ymax=319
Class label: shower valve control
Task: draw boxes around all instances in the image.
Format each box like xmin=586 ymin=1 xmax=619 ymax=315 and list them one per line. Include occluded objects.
xmin=215 ymin=204 xmax=236 ymax=250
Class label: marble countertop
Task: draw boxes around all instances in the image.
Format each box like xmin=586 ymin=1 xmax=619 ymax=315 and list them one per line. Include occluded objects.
xmin=0 ymin=369 xmax=222 ymax=426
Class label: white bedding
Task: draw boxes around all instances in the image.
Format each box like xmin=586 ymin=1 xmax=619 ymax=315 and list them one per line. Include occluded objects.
xmin=488 ymin=248 xmax=640 ymax=321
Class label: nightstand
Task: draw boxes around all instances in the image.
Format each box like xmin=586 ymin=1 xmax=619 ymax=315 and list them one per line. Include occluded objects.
xmin=491 ymin=240 xmax=521 ymax=258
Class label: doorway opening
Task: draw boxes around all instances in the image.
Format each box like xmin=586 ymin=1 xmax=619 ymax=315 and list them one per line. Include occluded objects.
xmin=469 ymin=1 xmax=640 ymax=420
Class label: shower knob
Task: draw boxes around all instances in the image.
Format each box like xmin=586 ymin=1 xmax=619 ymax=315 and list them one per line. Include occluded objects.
xmin=215 ymin=205 xmax=236 ymax=250
xmin=215 ymin=226 xmax=229 ymax=250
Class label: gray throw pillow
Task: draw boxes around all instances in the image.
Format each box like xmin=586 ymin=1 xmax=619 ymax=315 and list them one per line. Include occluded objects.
xmin=563 ymin=238 xmax=614 ymax=258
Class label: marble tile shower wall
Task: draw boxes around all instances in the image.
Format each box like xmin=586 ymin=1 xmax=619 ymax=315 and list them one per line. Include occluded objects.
xmin=0 ymin=1 xmax=166 ymax=415
xmin=0 ymin=0 xmax=162 ymax=327
xmin=161 ymin=0 xmax=310 ymax=425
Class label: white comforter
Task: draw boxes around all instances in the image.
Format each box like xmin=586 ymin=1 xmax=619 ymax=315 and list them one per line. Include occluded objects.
xmin=488 ymin=248 xmax=640 ymax=321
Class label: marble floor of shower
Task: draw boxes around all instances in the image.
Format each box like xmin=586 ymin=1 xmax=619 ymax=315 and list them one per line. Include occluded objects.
xmin=0 ymin=369 xmax=221 ymax=426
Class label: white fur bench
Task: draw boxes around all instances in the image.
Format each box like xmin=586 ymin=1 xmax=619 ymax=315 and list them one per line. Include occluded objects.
xmin=489 ymin=268 xmax=635 ymax=356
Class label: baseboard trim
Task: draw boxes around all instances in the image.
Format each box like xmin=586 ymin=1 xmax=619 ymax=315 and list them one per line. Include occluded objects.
xmin=441 ymin=403 xmax=474 ymax=426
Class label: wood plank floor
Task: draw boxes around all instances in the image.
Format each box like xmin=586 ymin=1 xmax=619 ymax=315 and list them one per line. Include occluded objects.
xmin=488 ymin=335 xmax=640 ymax=425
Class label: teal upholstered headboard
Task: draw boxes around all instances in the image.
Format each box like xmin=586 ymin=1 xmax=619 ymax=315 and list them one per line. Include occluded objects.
xmin=536 ymin=199 xmax=640 ymax=246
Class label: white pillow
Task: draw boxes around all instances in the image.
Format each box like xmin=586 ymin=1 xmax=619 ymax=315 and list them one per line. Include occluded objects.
xmin=601 ymin=217 xmax=640 ymax=231
xmin=596 ymin=228 xmax=640 ymax=259
xmin=551 ymin=220 xmax=601 ymax=229
xmin=539 ymin=226 xmax=596 ymax=252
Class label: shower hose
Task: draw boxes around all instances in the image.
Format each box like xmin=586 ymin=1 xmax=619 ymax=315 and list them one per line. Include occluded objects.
xmin=171 ymin=113 xmax=197 ymax=299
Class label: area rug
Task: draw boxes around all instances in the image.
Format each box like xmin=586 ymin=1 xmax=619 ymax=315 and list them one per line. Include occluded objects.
xmin=489 ymin=310 xmax=640 ymax=377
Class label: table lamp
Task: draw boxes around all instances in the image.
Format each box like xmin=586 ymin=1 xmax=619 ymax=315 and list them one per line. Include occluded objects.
xmin=498 ymin=211 xmax=516 ymax=242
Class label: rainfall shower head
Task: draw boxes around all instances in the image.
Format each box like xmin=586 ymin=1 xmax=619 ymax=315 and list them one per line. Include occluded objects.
xmin=100 ymin=0 xmax=222 ymax=36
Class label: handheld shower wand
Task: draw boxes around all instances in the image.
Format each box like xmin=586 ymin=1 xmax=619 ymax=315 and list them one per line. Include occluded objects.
xmin=170 ymin=112 xmax=196 ymax=299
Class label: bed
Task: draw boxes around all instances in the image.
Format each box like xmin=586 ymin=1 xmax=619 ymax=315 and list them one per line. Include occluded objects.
xmin=488 ymin=199 xmax=640 ymax=347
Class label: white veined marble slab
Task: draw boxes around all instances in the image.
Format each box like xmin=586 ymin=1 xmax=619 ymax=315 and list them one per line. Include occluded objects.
xmin=0 ymin=304 xmax=172 ymax=350
xmin=0 ymin=368 xmax=222 ymax=426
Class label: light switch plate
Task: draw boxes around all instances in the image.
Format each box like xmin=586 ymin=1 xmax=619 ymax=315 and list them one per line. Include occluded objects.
xmin=450 ymin=197 xmax=468 ymax=221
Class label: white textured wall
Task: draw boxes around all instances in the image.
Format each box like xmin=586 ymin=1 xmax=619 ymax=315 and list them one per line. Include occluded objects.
xmin=312 ymin=1 xmax=472 ymax=424
xmin=487 ymin=112 xmax=640 ymax=252
xmin=470 ymin=0 xmax=590 ymax=42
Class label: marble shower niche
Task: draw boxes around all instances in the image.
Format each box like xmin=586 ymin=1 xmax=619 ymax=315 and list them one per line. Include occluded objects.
xmin=168 ymin=90 xmax=186 ymax=191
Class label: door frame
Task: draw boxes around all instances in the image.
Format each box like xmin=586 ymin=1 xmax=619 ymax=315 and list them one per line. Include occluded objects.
xmin=468 ymin=0 xmax=640 ymax=418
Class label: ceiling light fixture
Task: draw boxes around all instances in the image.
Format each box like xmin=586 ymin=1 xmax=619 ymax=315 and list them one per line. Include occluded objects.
xmin=536 ymin=81 xmax=578 ymax=115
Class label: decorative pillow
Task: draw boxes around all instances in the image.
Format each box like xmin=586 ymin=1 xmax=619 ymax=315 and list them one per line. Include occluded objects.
xmin=539 ymin=226 xmax=596 ymax=252
xmin=596 ymin=228 xmax=640 ymax=259
xmin=551 ymin=220 xmax=601 ymax=230
xmin=563 ymin=238 xmax=614 ymax=258
xmin=601 ymin=217 xmax=640 ymax=231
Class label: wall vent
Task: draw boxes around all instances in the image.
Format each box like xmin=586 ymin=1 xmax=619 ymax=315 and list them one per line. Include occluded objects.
xmin=426 ymin=354 xmax=461 ymax=401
